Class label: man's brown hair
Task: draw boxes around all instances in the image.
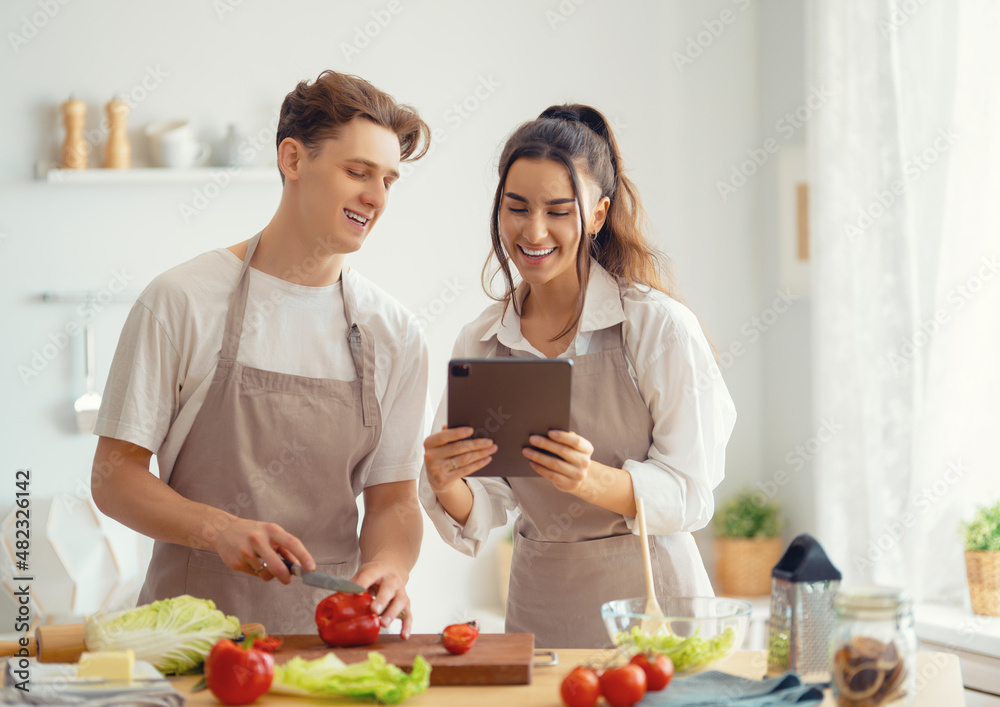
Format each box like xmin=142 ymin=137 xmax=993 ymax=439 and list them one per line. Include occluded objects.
xmin=275 ymin=70 xmax=430 ymax=184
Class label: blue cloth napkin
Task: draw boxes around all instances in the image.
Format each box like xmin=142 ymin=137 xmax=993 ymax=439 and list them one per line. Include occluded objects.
xmin=642 ymin=670 xmax=825 ymax=706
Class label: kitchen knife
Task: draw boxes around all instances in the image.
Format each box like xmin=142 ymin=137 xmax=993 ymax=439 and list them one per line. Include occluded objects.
xmin=280 ymin=558 xmax=365 ymax=594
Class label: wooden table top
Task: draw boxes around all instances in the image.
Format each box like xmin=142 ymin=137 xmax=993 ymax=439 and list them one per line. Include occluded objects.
xmin=169 ymin=649 xmax=965 ymax=706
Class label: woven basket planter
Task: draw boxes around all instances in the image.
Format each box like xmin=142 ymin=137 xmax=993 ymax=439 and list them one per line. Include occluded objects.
xmin=715 ymin=536 xmax=784 ymax=596
xmin=965 ymin=550 xmax=1000 ymax=617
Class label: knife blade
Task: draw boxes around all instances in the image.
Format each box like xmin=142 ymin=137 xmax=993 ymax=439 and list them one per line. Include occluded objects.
xmin=280 ymin=558 xmax=365 ymax=594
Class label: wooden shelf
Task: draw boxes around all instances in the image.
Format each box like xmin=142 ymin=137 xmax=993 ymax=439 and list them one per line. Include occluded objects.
xmin=42 ymin=166 xmax=278 ymax=186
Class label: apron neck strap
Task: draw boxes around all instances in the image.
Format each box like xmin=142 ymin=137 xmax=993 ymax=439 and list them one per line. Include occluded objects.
xmin=220 ymin=232 xmax=261 ymax=362
xmin=342 ymin=269 xmax=378 ymax=428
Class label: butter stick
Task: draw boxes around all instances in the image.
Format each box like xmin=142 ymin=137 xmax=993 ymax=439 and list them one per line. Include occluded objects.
xmin=76 ymin=649 xmax=135 ymax=683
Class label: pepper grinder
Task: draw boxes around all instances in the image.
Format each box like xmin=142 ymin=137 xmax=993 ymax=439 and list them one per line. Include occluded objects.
xmin=103 ymin=96 xmax=131 ymax=169
xmin=60 ymin=97 xmax=88 ymax=170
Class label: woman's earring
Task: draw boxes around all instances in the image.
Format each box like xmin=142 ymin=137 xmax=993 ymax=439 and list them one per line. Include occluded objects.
xmin=589 ymin=233 xmax=598 ymax=241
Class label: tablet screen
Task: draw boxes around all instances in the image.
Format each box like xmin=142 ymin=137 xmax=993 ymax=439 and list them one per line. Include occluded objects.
xmin=447 ymin=358 xmax=573 ymax=477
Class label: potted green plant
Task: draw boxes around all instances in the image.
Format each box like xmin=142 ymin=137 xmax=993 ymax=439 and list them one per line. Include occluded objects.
xmin=960 ymin=499 xmax=1000 ymax=616
xmin=712 ymin=488 xmax=785 ymax=596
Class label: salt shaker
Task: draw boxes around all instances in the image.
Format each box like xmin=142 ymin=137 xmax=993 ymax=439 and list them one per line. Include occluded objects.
xmin=103 ymin=96 xmax=131 ymax=169
xmin=60 ymin=97 xmax=88 ymax=169
xmin=832 ymin=586 xmax=917 ymax=707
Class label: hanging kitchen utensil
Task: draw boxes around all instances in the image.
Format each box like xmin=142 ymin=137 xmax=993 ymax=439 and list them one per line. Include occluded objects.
xmin=636 ymin=498 xmax=668 ymax=634
xmin=74 ymin=323 xmax=101 ymax=432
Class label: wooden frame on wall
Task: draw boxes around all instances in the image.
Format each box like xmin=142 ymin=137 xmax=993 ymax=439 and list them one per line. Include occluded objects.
xmin=778 ymin=144 xmax=810 ymax=297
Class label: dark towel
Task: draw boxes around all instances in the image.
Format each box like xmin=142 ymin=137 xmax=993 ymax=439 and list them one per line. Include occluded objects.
xmin=643 ymin=670 xmax=826 ymax=706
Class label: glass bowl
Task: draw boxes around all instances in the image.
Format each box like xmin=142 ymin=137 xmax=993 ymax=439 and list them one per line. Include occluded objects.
xmin=600 ymin=596 xmax=752 ymax=674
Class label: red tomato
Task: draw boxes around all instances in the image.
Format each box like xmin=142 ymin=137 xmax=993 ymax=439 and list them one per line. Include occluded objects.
xmin=442 ymin=620 xmax=480 ymax=655
xmin=630 ymin=652 xmax=674 ymax=691
xmin=599 ymin=664 xmax=647 ymax=707
xmin=315 ymin=591 xmax=380 ymax=647
xmin=560 ymin=665 xmax=600 ymax=707
xmin=251 ymin=635 xmax=283 ymax=653
xmin=204 ymin=637 xmax=274 ymax=706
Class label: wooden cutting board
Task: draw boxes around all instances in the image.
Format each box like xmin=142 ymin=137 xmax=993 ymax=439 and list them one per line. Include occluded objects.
xmin=273 ymin=633 xmax=535 ymax=685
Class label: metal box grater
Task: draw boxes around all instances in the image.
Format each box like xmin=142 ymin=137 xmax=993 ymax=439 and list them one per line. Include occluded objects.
xmin=766 ymin=534 xmax=842 ymax=682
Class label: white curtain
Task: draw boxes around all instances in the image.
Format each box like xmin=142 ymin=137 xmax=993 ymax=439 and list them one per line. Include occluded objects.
xmin=810 ymin=0 xmax=1000 ymax=605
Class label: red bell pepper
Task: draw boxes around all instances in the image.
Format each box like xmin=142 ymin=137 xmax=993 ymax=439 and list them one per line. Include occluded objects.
xmin=315 ymin=590 xmax=380 ymax=647
xmin=204 ymin=636 xmax=274 ymax=705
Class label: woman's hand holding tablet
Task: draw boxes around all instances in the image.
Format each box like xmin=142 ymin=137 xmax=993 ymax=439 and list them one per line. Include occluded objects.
xmin=424 ymin=426 xmax=497 ymax=493
xmin=521 ymin=429 xmax=595 ymax=491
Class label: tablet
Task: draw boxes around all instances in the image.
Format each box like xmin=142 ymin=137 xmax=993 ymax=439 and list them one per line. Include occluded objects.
xmin=447 ymin=358 xmax=573 ymax=477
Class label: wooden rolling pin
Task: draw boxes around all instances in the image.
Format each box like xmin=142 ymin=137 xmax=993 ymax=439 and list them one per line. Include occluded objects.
xmin=0 ymin=622 xmax=265 ymax=663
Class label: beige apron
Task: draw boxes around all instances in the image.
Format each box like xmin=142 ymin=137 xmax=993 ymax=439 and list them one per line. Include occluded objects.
xmin=502 ymin=314 xmax=713 ymax=649
xmin=138 ymin=232 xmax=382 ymax=634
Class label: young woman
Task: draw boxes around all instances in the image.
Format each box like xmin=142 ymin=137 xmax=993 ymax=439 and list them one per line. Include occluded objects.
xmin=419 ymin=105 xmax=736 ymax=648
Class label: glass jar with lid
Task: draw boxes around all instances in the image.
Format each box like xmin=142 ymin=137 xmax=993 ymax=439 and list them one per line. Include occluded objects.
xmin=831 ymin=586 xmax=917 ymax=707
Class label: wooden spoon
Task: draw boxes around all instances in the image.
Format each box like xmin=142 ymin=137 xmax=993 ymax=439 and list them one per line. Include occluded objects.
xmin=636 ymin=498 xmax=668 ymax=634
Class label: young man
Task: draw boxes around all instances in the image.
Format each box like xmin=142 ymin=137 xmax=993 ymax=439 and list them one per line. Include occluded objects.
xmin=91 ymin=71 xmax=431 ymax=637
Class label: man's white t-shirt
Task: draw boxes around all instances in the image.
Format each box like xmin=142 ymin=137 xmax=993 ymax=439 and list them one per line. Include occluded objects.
xmin=94 ymin=248 xmax=428 ymax=487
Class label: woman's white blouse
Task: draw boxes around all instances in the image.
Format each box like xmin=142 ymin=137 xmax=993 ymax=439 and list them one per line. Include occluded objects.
xmin=419 ymin=261 xmax=737 ymax=556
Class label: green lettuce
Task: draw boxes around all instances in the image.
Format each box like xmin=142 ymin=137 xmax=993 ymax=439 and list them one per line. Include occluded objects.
xmin=84 ymin=595 xmax=241 ymax=674
xmin=271 ymin=652 xmax=431 ymax=705
xmin=616 ymin=625 xmax=736 ymax=673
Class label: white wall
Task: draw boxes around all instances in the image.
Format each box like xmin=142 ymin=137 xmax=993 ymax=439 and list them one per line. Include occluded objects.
xmin=0 ymin=0 xmax=809 ymax=633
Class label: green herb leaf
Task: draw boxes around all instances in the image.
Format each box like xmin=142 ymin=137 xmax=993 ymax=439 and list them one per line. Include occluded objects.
xmin=712 ymin=487 xmax=783 ymax=538
xmin=960 ymin=500 xmax=1000 ymax=551
xmin=271 ymin=652 xmax=431 ymax=705
xmin=615 ymin=626 xmax=736 ymax=672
